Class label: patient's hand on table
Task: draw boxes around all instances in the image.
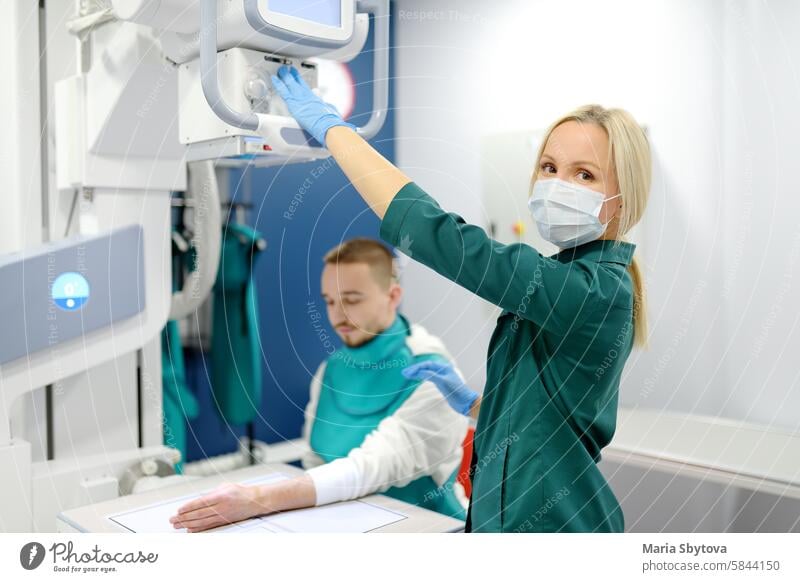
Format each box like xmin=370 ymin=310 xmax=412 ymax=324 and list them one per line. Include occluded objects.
xmin=169 ymin=483 xmax=266 ymax=533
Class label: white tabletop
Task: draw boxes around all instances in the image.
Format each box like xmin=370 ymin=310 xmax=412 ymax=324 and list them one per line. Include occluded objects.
xmin=57 ymin=463 xmax=465 ymax=533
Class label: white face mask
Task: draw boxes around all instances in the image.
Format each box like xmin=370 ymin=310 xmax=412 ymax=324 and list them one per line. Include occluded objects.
xmin=528 ymin=178 xmax=622 ymax=249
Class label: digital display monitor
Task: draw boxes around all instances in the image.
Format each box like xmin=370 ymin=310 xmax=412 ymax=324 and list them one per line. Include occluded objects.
xmin=269 ymin=0 xmax=342 ymax=28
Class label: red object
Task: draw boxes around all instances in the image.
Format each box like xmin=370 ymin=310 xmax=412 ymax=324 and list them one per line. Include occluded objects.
xmin=456 ymin=426 xmax=475 ymax=498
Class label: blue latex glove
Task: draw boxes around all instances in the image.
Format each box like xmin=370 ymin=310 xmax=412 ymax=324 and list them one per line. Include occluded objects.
xmin=402 ymin=360 xmax=478 ymax=416
xmin=270 ymin=65 xmax=355 ymax=147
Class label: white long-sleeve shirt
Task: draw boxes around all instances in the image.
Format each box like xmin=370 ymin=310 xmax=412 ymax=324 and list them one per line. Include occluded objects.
xmin=302 ymin=322 xmax=470 ymax=507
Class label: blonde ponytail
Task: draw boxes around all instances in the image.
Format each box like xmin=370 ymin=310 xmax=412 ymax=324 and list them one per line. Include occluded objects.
xmin=627 ymin=255 xmax=648 ymax=348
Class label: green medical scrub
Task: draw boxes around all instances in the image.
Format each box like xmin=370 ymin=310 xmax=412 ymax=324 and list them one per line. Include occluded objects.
xmin=379 ymin=182 xmax=635 ymax=533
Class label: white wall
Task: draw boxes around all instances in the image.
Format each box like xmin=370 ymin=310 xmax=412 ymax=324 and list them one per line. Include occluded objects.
xmin=717 ymin=0 xmax=800 ymax=431
xmin=394 ymin=0 xmax=800 ymax=430
xmin=393 ymin=0 xmax=800 ymax=532
xmin=393 ymin=0 xmax=496 ymax=391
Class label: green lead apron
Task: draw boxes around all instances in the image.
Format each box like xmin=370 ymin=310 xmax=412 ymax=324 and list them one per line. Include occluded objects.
xmin=309 ymin=314 xmax=465 ymax=520
xmin=162 ymin=234 xmax=200 ymax=474
xmin=161 ymin=321 xmax=199 ymax=474
xmin=211 ymin=223 xmax=265 ymax=426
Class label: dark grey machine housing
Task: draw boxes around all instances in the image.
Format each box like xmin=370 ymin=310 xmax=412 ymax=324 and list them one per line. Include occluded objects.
xmin=0 ymin=225 xmax=146 ymax=364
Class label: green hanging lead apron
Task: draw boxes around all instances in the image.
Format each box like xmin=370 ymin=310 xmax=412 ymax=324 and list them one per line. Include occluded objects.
xmin=162 ymin=233 xmax=200 ymax=474
xmin=211 ymin=222 xmax=266 ymax=426
xmin=310 ymin=314 xmax=465 ymax=520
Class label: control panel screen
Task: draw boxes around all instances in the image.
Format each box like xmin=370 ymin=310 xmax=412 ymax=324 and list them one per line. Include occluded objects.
xmin=269 ymin=0 xmax=342 ymax=28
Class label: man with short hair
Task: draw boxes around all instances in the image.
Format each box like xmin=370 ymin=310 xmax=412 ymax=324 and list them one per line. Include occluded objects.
xmin=171 ymin=238 xmax=468 ymax=532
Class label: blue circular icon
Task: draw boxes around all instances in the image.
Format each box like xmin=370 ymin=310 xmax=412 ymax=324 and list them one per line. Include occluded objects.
xmin=52 ymin=272 xmax=90 ymax=312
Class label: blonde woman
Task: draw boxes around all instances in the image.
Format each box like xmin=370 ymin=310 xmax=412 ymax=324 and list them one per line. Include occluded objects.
xmin=172 ymin=66 xmax=650 ymax=534
xmin=274 ymin=66 xmax=650 ymax=533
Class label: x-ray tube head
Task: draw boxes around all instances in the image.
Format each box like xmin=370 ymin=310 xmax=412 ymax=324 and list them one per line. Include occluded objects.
xmin=113 ymin=1 xmax=358 ymax=61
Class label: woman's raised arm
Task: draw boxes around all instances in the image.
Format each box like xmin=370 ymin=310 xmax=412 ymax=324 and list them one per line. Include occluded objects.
xmin=271 ymin=66 xmax=411 ymax=218
xmin=325 ymin=125 xmax=411 ymax=218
